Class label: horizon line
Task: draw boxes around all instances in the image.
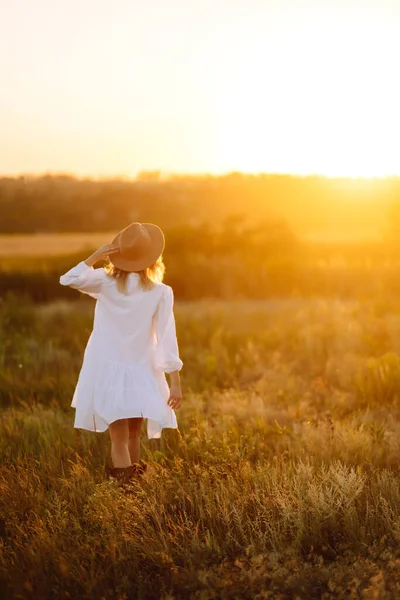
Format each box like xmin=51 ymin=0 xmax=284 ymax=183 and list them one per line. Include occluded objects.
xmin=2 ymin=170 xmax=400 ymax=182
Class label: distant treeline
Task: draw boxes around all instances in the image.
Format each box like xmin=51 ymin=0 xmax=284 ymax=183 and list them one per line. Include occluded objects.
xmin=2 ymin=173 xmax=400 ymax=238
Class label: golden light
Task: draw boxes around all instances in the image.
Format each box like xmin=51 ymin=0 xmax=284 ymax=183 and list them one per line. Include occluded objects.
xmin=1 ymin=2 xmax=399 ymax=179
xmin=209 ymin=15 xmax=399 ymax=178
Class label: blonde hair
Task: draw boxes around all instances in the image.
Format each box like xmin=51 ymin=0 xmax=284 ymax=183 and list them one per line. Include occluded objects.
xmin=104 ymin=256 xmax=165 ymax=293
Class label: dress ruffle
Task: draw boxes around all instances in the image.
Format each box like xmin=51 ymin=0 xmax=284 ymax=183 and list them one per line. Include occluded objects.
xmin=72 ymin=355 xmax=177 ymax=439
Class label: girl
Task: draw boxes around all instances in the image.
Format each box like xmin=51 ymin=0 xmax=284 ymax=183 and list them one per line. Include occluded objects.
xmin=59 ymin=222 xmax=183 ymax=485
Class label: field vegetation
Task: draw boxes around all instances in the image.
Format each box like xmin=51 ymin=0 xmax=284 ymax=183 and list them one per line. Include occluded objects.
xmin=1 ymin=294 xmax=400 ymax=598
xmin=1 ymin=173 xmax=400 ymax=597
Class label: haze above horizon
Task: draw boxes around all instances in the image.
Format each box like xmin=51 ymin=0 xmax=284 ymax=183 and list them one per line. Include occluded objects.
xmin=1 ymin=0 xmax=399 ymax=179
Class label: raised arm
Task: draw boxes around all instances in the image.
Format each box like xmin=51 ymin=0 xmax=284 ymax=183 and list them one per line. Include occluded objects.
xmin=59 ymin=243 xmax=119 ymax=299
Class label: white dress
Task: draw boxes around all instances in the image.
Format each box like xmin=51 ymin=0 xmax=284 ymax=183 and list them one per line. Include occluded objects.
xmin=59 ymin=261 xmax=183 ymax=439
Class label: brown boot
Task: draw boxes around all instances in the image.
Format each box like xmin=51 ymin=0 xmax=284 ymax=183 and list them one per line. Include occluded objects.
xmin=108 ymin=462 xmax=148 ymax=486
xmin=126 ymin=461 xmax=148 ymax=481
xmin=137 ymin=460 xmax=148 ymax=475
xmin=108 ymin=466 xmax=131 ymax=485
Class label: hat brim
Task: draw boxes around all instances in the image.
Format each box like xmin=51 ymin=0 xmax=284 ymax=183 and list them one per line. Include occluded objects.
xmin=109 ymin=223 xmax=165 ymax=272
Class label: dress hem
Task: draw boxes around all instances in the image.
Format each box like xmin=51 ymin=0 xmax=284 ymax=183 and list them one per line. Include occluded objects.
xmin=72 ymin=422 xmax=178 ymax=440
xmin=72 ymin=408 xmax=178 ymax=439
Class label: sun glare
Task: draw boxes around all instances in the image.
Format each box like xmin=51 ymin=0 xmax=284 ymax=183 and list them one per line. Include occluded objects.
xmin=210 ymin=16 xmax=399 ymax=179
xmin=1 ymin=2 xmax=399 ymax=179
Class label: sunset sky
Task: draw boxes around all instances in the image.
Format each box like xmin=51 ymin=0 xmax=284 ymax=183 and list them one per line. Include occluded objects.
xmin=1 ymin=0 xmax=399 ymax=178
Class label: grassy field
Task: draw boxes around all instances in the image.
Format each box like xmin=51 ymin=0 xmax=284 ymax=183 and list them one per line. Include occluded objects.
xmin=1 ymin=295 xmax=400 ymax=598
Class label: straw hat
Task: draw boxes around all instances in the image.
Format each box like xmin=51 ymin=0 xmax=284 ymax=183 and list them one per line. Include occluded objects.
xmin=109 ymin=222 xmax=165 ymax=272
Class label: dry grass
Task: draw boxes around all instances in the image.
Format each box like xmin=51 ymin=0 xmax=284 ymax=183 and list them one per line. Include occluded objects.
xmin=1 ymin=298 xmax=400 ymax=598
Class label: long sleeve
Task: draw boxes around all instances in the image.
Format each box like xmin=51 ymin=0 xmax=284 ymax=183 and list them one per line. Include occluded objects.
xmin=153 ymin=285 xmax=183 ymax=373
xmin=59 ymin=261 xmax=105 ymax=299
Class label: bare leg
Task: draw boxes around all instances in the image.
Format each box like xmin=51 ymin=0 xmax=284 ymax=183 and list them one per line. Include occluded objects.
xmin=109 ymin=419 xmax=131 ymax=468
xmin=128 ymin=417 xmax=143 ymax=464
